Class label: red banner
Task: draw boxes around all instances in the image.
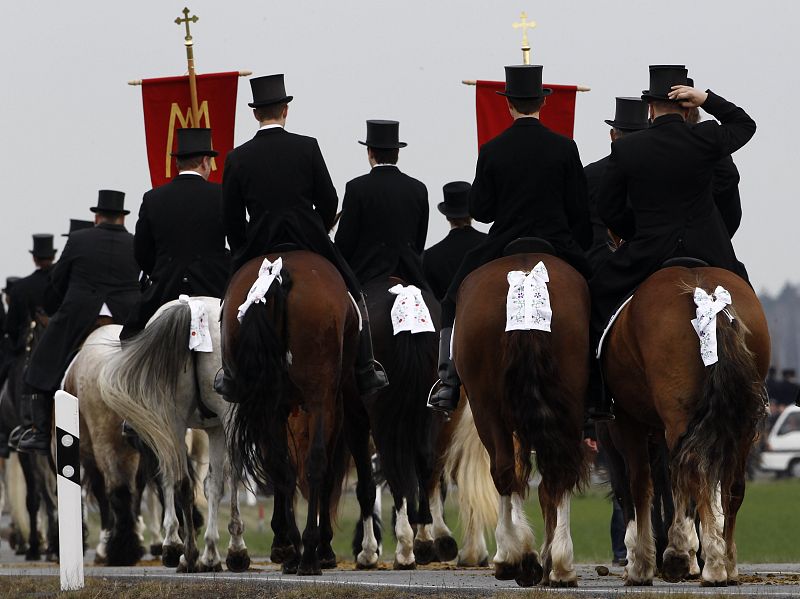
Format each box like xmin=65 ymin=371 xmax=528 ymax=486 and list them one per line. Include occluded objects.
xmin=141 ymin=72 xmax=239 ymax=187
xmin=475 ymin=81 xmax=578 ymax=148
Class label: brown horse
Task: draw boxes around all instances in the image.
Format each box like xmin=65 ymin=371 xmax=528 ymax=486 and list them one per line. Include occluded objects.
xmin=602 ymin=266 xmax=769 ymax=586
xmin=223 ymin=251 xmax=358 ymax=575
xmin=453 ymin=253 xmax=588 ymax=587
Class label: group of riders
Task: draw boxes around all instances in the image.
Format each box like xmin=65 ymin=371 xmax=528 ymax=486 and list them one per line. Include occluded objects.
xmin=0 ymin=62 xmax=755 ymax=458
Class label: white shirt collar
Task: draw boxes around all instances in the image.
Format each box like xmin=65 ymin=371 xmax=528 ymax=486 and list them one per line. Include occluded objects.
xmin=259 ymin=123 xmax=284 ymax=131
xmin=372 ymin=164 xmax=396 ymax=169
xmin=178 ymin=170 xmax=203 ymax=177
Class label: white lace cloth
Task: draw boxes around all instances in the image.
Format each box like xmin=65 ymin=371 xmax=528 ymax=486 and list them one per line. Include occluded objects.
xmin=691 ymin=286 xmax=733 ymax=366
xmin=506 ymin=262 xmax=552 ymax=332
xmin=389 ymin=284 xmax=435 ymax=335
xmin=178 ymin=295 xmax=213 ymax=352
xmin=236 ymin=257 xmax=283 ymax=323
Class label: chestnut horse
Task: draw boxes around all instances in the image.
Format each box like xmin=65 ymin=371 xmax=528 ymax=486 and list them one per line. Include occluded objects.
xmin=453 ymin=253 xmax=588 ymax=587
xmin=223 ymin=251 xmax=358 ymax=575
xmin=602 ymin=267 xmax=768 ymax=586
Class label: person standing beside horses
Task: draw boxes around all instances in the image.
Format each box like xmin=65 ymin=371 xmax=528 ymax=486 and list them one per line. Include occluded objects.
xmin=335 ymin=120 xmax=429 ymax=288
xmin=428 ymin=64 xmax=592 ymax=414
xmin=589 ymin=65 xmax=756 ymax=420
xmin=423 ymin=181 xmax=487 ymax=302
xmin=120 ymin=128 xmax=230 ymax=341
xmin=18 ymin=191 xmax=140 ymax=453
xmin=220 ymin=74 xmax=387 ymax=398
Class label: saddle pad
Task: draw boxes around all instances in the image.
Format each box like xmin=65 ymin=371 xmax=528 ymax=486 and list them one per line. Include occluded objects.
xmin=506 ymin=261 xmax=552 ymax=332
xmin=389 ymin=284 xmax=435 ymax=335
xmin=596 ymin=295 xmax=635 ymax=359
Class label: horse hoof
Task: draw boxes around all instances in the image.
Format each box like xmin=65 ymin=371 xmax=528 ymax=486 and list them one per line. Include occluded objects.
xmin=356 ymin=560 xmax=378 ymax=570
xmin=225 ymin=549 xmax=251 ymax=573
xmin=94 ymin=554 xmax=107 ymax=565
xmin=270 ymin=544 xmax=296 ymax=565
xmin=46 ymin=553 xmax=59 ymax=563
xmin=14 ymin=546 xmax=28 ymax=556
xmin=549 ymin=578 xmax=578 ymax=588
xmin=728 ymin=578 xmax=741 ymax=586
xmin=515 ymin=553 xmax=544 ymax=587
xmin=24 ymin=550 xmax=41 ymax=562
xmin=494 ymin=561 xmax=520 ymax=581
xmin=625 ymin=577 xmax=654 ymax=587
xmin=434 ymin=536 xmax=459 ymax=562
xmin=282 ymin=558 xmax=299 ymax=575
xmin=662 ymin=548 xmax=690 ymax=583
xmin=297 ymin=562 xmax=322 ymax=576
xmin=700 ymin=579 xmax=729 ymax=587
xmin=393 ymin=559 xmax=416 ymax=570
xmin=161 ymin=544 xmax=183 ymax=569
xmin=317 ymin=547 xmax=337 ymax=570
xmin=198 ymin=561 xmax=223 ymax=573
xmin=149 ymin=543 xmax=163 ymax=557
xmin=414 ymin=540 xmax=436 ymax=565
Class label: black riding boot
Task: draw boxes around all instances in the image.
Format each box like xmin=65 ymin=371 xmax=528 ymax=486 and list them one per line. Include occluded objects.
xmin=355 ymin=294 xmax=389 ymax=396
xmin=17 ymin=393 xmax=53 ymax=455
xmin=214 ymin=367 xmax=238 ymax=403
xmin=427 ymin=327 xmax=461 ymax=414
xmin=586 ymin=359 xmax=614 ymax=424
xmin=8 ymin=395 xmax=34 ymax=450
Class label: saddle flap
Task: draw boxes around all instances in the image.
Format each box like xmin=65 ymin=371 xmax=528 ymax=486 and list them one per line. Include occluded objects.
xmin=503 ymin=237 xmax=556 ymax=257
xmin=662 ymin=257 xmax=709 ymax=269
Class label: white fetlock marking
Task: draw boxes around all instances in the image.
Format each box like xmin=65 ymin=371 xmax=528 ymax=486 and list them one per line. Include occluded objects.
xmin=357 ymin=515 xmax=379 ymax=567
xmin=622 ymin=520 xmax=636 ymax=581
xmin=394 ymin=499 xmax=415 ymax=566
xmin=136 ymin=515 xmax=146 ymax=542
xmin=416 ymin=523 xmax=434 ymax=543
xmin=96 ymin=529 xmax=110 ymax=559
xmin=495 ymin=494 xmax=534 ymax=566
xmin=688 ymin=517 xmax=701 ymax=576
xmin=700 ymin=517 xmax=727 ymax=584
xmin=430 ymin=489 xmax=453 ymax=540
xmin=550 ymin=493 xmax=576 ymax=583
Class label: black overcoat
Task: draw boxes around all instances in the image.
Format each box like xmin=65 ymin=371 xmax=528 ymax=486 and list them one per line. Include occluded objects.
xmin=3 ymin=267 xmax=52 ymax=353
xmin=335 ymin=165 xmax=429 ymax=287
xmin=25 ymin=224 xmax=140 ymax=391
xmin=423 ymin=226 xmax=487 ymax=301
xmin=590 ymin=90 xmax=756 ymax=332
xmin=584 ymin=156 xmax=614 ymax=274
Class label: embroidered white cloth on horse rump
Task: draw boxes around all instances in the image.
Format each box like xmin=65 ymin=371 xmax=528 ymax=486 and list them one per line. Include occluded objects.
xmin=178 ymin=295 xmax=213 ymax=352
xmin=505 ymin=262 xmax=552 ymax=332
xmin=237 ymin=257 xmax=283 ymax=323
xmin=691 ymin=286 xmax=733 ymax=367
xmin=389 ymin=284 xmax=435 ymax=335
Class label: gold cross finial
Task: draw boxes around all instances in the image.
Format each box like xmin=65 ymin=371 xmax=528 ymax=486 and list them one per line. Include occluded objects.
xmin=512 ymin=11 xmax=537 ymax=65
xmin=175 ymin=7 xmax=199 ymax=44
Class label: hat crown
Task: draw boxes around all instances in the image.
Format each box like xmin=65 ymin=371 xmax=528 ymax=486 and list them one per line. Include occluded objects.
xmin=92 ymin=189 xmax=128 ymax=214
xmin=606 ymin=97 xmax=649 ymax=130
xmin=31 ymin=233 xmax=56 ymax=257
xmin=360 ymin=120 xmax=406 ymax=149
xmin=174 ymin=128 xmax=216 ymax=157
xmin=438 ymin=181 xmax=472 ymax=218
xmin=501 ymin=65 xmax=550 ymax=99
xmin=642 ymin=65 xmax=688 ymax=101
xmin=248 ymin=74 xmax=292 ymax=107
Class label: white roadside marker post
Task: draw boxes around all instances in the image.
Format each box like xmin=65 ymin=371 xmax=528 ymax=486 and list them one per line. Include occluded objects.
xmin=55 ymin=390 xmax=84 ymax=591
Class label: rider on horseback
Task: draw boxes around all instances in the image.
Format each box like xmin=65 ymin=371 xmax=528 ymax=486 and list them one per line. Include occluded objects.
xmin=218 ymin=74 xmax=388 ymax=398
xmin=427 ymin=65 xmax=592 ymax=414
xmin=588 ymin=65 xmax=756 ymax=419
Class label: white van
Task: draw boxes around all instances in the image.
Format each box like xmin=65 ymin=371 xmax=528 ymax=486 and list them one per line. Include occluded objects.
xmin=761 ymin=406 xmax=800 ymax=477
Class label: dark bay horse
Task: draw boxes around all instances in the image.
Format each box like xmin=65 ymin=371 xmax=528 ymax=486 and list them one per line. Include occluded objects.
xmin=602 ymin=267 xmax=769 ymax=586
xmin=223 ymin=251 xmax=359 ymax=575
xmin=454 ymin=253 xmax=588 ymax=587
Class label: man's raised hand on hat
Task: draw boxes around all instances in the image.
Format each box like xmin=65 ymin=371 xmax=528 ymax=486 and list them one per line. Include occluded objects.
xmin=668 ymin=85 xmax=709 ymax=108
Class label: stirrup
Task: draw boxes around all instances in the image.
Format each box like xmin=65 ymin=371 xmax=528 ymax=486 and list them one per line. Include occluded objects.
xmin=7 ymin=425 xmax=24 ymax=450
xmin=426 ymin=380 xmax=459 ymax=415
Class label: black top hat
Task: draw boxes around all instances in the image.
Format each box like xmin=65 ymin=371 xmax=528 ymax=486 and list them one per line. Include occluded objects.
xmin=604 ymin=97 xmax=649 ymax=131
xmin=62 ymin=219 xmax=94 ymax=237
xmin=496 ymin=65 xmax=552 ymax=100
xmin=3 ymin=276 xmax=20 ymax=293
xmin=438 ymin=181 xmax=472 ymax=219
xmin=90 ymin=190 xmax=129 ymax=215
xmin=641 ymin=65 xmax=689 ymax=102
xmin=171 ymin=128 xmax=219 ymax=158
xmin=248 ymin=74 xmax=293 ymax=108
xmin=359 ymin=120 xmax=407 ymax=149
xmin=30 ymin=234 xmax=56 ymax=258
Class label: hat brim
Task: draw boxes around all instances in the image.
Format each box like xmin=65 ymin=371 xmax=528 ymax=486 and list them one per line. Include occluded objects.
xmin=248 ymin=95 xmax=293 ymax=108
xmin=170 ymin=150 xmax=220 ymax=158
xmin=358 ymin=141 xmax=408 ymax=149
xmin=641 ymin=91 xmax=679 ymax=102
xmin=90 ymin=207 xmax=130 ymax=215
xmin=604 ymin=119 xmax=649 ymax=131
xmin=496 ymin=88 xmax=553 ymax=99
xmin=437 ymin=202 xmax=469 ymax=219
xmin=29 ymin=250 xmax=57 ymax=257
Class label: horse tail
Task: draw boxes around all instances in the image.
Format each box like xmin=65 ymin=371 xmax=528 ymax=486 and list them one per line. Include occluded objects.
xmin=672 ymin=305 xmax=766 ymax=500
xmin=228 ymin=271 xmax=294 ymax=495
xmin=502 ymin=330 xmax=587 ymax=498
xmin=6 ymin=452 xmax=29 ymax=540
xmin=444 ymin=402 xmax=498 ymax=536
xmin=98 ymin=304 xmax=192 ymax=482
xmin=370 ymin=329 xmax=436 ymax=520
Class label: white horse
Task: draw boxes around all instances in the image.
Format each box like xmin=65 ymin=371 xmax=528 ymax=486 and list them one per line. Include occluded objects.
xmin=98 ymin=297 xmax=250 ymax=572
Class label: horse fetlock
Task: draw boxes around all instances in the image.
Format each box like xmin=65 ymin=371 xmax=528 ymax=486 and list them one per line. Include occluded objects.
xmin=356 ymin=548 xmax=379 ymax=569
xmin=297 ymin=551 xmax=322 ymax=576
xmin=434 ymin=535 xmax=459 ymax=562
xmin=317 ymin=544 xmax=337 ymax=569
xmin=270 ymin=542 xmax=296 ymax=565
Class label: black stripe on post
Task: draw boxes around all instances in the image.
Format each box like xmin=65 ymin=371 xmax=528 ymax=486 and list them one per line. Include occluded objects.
xmin=55 ymin=426 xmax=80 ymax=486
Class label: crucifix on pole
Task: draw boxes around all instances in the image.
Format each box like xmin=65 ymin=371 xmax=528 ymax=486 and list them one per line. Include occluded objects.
xmin=512 ymin=11 xmax=537 ymax=65
xmin=175 ymin=7 xmax=200 ymax=127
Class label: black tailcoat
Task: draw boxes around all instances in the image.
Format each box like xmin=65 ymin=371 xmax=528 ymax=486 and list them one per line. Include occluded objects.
xmin=25 ymin=224 xmax=140 ymax=391
xmin=590 ymin=91 xmax=756 ymax=333
xmin=445 ymin=117 xmax=592 ymax=304
xmin=3 ymin=267 xmax=52 ymax=353
xmin=335 ymin=165 xmax=429 ymax=286
xmin=126 ymin=174 xmax=231 ymax=331
xmin=223 ymin=127 xmax=359 ymax=291
xmin=584 ymin=156 xmax=614 ymax=274
xmin=423 ymin=226 xmax=487 ymax=301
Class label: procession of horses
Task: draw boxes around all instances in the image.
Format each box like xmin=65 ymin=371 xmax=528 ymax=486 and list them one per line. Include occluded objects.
xmin=0 ymin=244 xmax=769 ymax=590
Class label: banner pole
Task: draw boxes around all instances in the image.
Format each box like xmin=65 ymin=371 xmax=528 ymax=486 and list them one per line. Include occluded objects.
xmin=127 ymin=71 xmax=251 ymax=86
xmin=55 ymin=390 xmax=84 ymax=591
xmin=175 ymin=7 xmax=201 ymax=126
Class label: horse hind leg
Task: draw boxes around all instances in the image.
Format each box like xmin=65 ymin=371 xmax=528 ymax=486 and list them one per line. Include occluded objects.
xmin=224 ymin=476 xmax=251 ymax=572
xmin=546 ymin=491 xmax=577 ymax=587
xmin=621 ymin=428 xmax=656 ymax=586
xmin=723 ymin=474 xmax=745 ymax=585
xmin=197 ymin=427 xmax=225 ymax=572
xmin=493 ymin=493 xmax=541 ymax=587
xmin=429 ymin=482 xmax=458 ymax=563
xmin=176 ymin=476 xmax=200 ymax=573
xmin=698 ymin=483 xmax=727 ymax=586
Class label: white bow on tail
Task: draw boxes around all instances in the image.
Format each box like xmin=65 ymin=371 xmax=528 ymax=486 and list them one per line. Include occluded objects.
xmin=506 ymin=261 xmax=552 ymax=332
xmin=237 ymin=257 xmax=283 ymax=323
xmin=388 ymin=284 xmax=435 ymax=335
xmin=178 ymin=295 xmax=213 ymax=352
xmin=691 ymin=285 xmax=733 ymax=366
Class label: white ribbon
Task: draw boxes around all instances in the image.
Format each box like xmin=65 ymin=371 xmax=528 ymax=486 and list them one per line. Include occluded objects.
xmin=179 ymin=295 xmax=213 ymax=352
xmin=506 ymin=261 xmax=552 ymax=332
xmin=691 ymin=285 xmax=733 ymax=366
xmin=388 ymin=284 xmax=435 ymax=335
xmin=236 ymin=257 xmax=283 ymax=323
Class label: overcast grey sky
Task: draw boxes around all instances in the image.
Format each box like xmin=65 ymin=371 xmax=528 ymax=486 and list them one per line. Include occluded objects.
xmin=0 ymin=1 xmax=794 ymax=293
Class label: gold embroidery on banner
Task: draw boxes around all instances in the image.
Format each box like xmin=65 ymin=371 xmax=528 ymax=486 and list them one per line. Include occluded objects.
xmin=165 ymin=100 xmax=218 ymax=178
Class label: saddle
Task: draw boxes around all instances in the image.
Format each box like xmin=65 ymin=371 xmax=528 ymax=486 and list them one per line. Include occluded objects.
xmin=661 ymin=257 xmax=709 ymax=269
xmin=270 ymin=242 xmax=301 ymax=254
xmin=503 ymin=237 xmax=556 ymax=257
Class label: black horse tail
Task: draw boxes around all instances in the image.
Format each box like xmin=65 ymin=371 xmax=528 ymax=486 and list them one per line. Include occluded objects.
xmin=228 ymin=271 xmax=295 ymax=495
xmin=672 ymin=307 xmax=766 ymax=501
xmin=502 ymin=330 xmax=587 ymax=500
xmin=370 ymin=329 xmax=436 ymax=522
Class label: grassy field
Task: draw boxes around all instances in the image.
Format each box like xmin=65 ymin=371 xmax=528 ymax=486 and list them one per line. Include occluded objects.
xmin=89 ymin=477 xmax=800 ymax=564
